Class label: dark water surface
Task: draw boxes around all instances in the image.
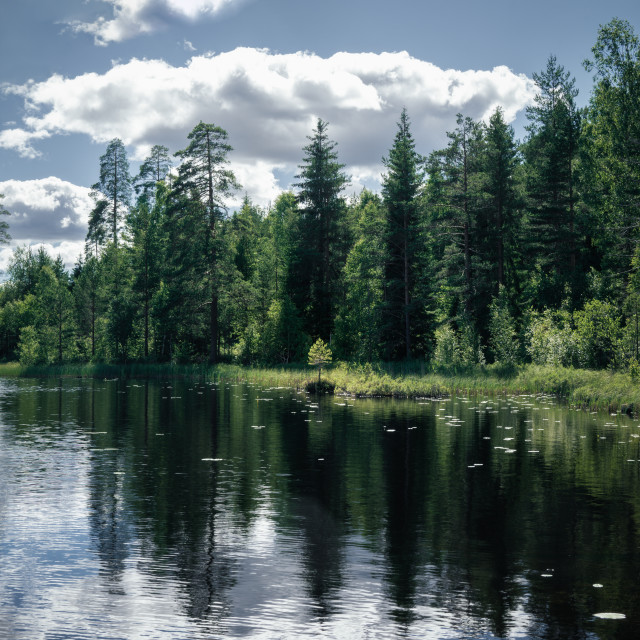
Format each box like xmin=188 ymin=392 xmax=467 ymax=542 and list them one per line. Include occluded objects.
xmin=0 ymin=377 xmax=639 ymax=639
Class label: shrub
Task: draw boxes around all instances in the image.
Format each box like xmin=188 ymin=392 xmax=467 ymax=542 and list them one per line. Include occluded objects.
xmin=526 ymin=310 xmax=580 ymax=367
xmin=489 ymin=286 xmax=519 ymax=365
xmin=574 ymin=299 xmax=622 ymax=369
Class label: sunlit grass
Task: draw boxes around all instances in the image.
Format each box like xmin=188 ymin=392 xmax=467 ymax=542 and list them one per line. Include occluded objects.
xmin=1 ymin=360 xmax=639 ymax=413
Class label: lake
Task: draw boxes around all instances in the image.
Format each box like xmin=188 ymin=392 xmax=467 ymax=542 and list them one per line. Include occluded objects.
xmin=0 ymin=376 xmax=638 ymax=639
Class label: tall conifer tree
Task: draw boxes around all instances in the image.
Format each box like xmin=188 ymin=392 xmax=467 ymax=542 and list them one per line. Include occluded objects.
xmin=292 ymin=118 xmax=349 ymax=341
xmin=172 ymin=121 xmax=240 ymax=363
xmin=382 ymin=108 xmax=424 ymax=359
xmin=89 ymin=138 xmax=132 ymax=249
xmin=524 ymin=56 xmax=581 ymax=307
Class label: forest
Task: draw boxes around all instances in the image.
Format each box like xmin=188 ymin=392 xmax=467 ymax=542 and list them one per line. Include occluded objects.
xmin=0 ymin=18 xmax=639 ymax=372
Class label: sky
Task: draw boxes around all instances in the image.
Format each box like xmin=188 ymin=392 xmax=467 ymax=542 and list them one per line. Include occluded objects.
xmin=1 ymin=0 xmax=639 ymax=271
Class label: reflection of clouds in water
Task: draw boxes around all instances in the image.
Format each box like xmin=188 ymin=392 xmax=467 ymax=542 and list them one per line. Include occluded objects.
xmin=2 ymin=381 xmax=635 ymax=638
xmin=0 ymin=426 xmax=203 ymax=639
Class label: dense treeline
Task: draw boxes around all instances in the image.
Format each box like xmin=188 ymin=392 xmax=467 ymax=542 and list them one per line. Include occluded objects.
xmin=2 ymin=18 xmax=640 ymax=371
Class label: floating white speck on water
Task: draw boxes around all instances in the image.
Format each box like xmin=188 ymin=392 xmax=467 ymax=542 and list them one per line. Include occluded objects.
xmin=201 ymin=458 xmax=223 ymax=462
xmin=594 ymin=612 xmax=625 ymax=619
xmin=593 ymin=583 xmax=603 ymax=588
xmin=541 ymin=574 xmax=553 ymax=578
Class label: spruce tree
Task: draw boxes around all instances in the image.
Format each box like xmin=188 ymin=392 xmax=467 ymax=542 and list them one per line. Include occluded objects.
xmin=524 ymin=56 xmax=581 ymax=308
xmin=381 ymin=108 xmax=424 ymax=359
xmin=583 ymin=19 xmax=640 ymax=298
xmin=426 ymin=114 xmax=484 ymax=339
xmin=292 ymin=118 xmax=349 ymax=341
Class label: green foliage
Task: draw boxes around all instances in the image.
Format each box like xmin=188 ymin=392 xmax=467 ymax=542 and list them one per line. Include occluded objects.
xmin=3 ymin=25 xmax=640 ymax=380
xmin=261 ymin=296 xmax=308 ymax=364
xmin=90 ymin=138 xmax=132 ymax=248
xmin=526 ymin=310 xmax=580 ymax=367
xmin=135 ymin=145 xmax=171 ymax=204
xmin=172 ymin=121 xmax=240 ymax=363
xmin=292 ymin=118 xmax=349 ymax=341
xmin=17 ymin=326 xmax=39 ymax=366
xmin=381 ymin=108 xmax=426 ymax=359
xmin=333 ymin=190 xmax=385 ymax=361
xmin=574 ymin=299 xmax=622 ymax=369
xmin=308 ymin=338 xmax=332 ymax=382
xmin=433 ymin=325 xmax=460 ymax=366
xmin=488 ymin=286 xmax=519 ymax=365
xmin=0 ymin=194 xmax=11 ymax=245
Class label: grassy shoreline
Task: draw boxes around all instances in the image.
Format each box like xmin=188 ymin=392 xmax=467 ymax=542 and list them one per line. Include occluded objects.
xmin=0 ymin=361 xmax=638 ymax=414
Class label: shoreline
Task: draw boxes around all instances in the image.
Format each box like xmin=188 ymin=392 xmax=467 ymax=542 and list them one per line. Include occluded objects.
xmin=0 ymin=361 xmax=638 ymax=415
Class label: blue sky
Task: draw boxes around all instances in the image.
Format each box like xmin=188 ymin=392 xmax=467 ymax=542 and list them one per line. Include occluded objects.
xmin=1 ymin=0 xmax=639 ymax=269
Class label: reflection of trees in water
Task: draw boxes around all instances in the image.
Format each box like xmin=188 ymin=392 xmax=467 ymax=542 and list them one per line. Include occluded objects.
xmin=88 ymin=459 xmax=132 ymax=595
xmin=175 ymin=392 xmax=236 ymax=629
xmin=277 ymin=402 xmax=347 ymax=619
xmin=380 ymin=410 xmax=430 ymax=630
xmin=86 ymin=378 xmax=133 ymax=594
xmin=296 ymin=493 xmax=344 ymax=618
xmin=75 ymin=383 xmax=640 ymax=637
xmin=86 ymin=379 xmax=237 ymax=623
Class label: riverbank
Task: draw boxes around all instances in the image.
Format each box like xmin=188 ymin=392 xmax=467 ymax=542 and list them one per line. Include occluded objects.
xmin=0 ymin=361 xmax=638 ymax=414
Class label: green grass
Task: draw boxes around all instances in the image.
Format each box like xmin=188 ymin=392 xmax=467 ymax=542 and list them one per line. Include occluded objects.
xmin=1 ymin=361 xmax=638 ymax=414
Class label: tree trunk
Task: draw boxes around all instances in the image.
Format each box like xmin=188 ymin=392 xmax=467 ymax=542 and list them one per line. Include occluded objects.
xmin=144 ymin=252 xmax=149 ymax=359
xmin=209 ymin=287 xmax=218 ymax=364
xmin=404 ymin=209 xmax=411 ymax=359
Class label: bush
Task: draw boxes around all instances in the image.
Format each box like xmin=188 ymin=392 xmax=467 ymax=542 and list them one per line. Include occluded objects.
xmin=17 ymin=325 xmax=39 ymax=365
xmin=433 ymin=324 xmax=479 ymax=367
xmin=574 ymin=299 xmax=622 ymax=369
xmin=489 ymin=286 xmax=519 ymax=365
xmin=526 ymin=310 xmax=580 ymax=367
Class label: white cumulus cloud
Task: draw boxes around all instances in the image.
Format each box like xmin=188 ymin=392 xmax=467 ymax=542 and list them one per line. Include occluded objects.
xmin=0 ymin=178 xmax=94 ymax=270
xmin=68 ymin=0 xmax=247 ymax=45
xmin=2 ymin=48 xmax=536 ymax=205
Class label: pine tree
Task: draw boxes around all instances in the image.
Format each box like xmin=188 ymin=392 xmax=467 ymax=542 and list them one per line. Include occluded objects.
xmin=172 ymin=121 xmax=240 ymax=363
xmin=89 ymin=138 xmax=132 ymax=249
xmin=135 ymin=145 xmax=172 ymax=204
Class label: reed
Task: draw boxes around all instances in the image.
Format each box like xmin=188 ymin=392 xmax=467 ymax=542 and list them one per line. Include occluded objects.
xmin=1 ymin=361 xmax=639 ymax=413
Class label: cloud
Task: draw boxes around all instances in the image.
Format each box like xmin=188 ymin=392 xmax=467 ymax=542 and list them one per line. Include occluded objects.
xmin=68 ymin=0 xmax=246 ymax=45
xmin=0 ymin=128 xmax=51 ymax=159
xmin=2 ymin=48 xmax=536 ymax=204
xmin=0 ymin=178 xmax=93 ymax=270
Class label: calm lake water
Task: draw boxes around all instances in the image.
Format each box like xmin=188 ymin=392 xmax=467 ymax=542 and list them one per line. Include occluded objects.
xmin=0 ymin=377 xmax=639 ymax=639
